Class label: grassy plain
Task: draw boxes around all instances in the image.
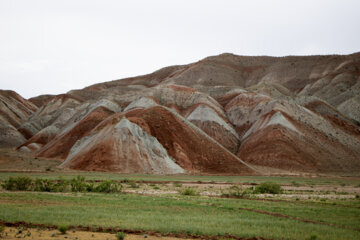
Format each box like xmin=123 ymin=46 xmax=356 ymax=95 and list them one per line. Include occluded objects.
xmin=0 ymin=185 xmax=360 ymax=240
xmin=1 ymin=150 xmax=360 ymax=239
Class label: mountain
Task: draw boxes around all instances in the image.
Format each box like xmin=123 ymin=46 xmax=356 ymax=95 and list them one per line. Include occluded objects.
xmin=2 ymin=52 xmax=360 ymax=175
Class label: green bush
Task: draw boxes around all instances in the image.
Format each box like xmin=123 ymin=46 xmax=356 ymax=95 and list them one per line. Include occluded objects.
xmin=1 ymin=176 xmax=125 ymax=194
xmin=180 ymin=188 xmax=198 ymax=196
xmin=116 ymin=232 xmax=126 ymax=240
xmin=58 ymin=225 xmax=68 ymax=234
xmin=95 ymin=180 xmax=122 ymax=193
xmin=70 ymin=176 xmax=87 ymax=192
xmin=254 ymin=182 xmax=282 ymax=194
xmin=86 ymin=181 xmax=96 ymax=192
xmin=1 ymin=176 xmax=32 ymax=191
xmin=53 ymin=179 xmax=69 ymax=192
xmin=34 ymin=178 xmax=55 ymax=192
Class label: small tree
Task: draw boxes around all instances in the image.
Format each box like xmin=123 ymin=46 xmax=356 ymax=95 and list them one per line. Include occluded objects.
xmin=58 ymin=225 xmax=68 ymax=234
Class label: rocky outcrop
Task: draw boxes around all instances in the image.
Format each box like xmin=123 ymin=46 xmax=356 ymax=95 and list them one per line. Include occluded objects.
xmin=0 ymin=90 xmax=37 ymax=147
xmin=61 ymin=118 xmax=185 ymax=174
xmin=186 ymin=104 xmax=239 ymax=153
xmin=36 ymin=106 xmax=116 ymax=159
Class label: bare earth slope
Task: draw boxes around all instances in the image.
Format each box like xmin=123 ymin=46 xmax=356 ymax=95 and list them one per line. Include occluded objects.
xmin=1 ymin=52 xmax=359 ymax=175
xmin=0 ymin=90 xmax=37 ymax=147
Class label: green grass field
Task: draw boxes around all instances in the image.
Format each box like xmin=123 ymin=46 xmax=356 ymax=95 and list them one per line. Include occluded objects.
xmin=0 ymin=171 xmax=359 ymax=240
xmin=0 ymin=191 xmax=359 ymax=240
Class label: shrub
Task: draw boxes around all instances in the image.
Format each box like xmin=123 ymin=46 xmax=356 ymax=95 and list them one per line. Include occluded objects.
xmin=86 ymin=181 xmax=95 ymax=192
xmin=1 ymin=176 xmax=32 ymax=191
xmin=95 ymin=180 xmax=122 ymax=193
xmin=173 ymin=182 xmax=182 ymax=187
xmin=222 ymin=186 xmax=252 ymax=198
xmin=58 ymin=225 xmax=68 ymax=234
xmin=70 ymin=176 xmax=87 ymax=192
xmin=116 ymin=232 xmax=126 ymax=240
xmin=127 ymin=180 xmax=139 ymax=189
xmin=222 ymin=186 xmax=241 ymax=197
xmin=54 ymin=179 xmax=69 ymax=192
xmin=15 ymin=176 xmax=32 ymax=191
xmin=180 ymin=188 xmax=198 ymax=196
xmin=254 ymin=182 xmax=282 ymax=194
xmin=34 ymin=178 xmax=55 ymax=192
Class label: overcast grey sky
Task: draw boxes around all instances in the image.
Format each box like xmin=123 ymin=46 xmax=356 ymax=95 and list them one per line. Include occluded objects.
xmin=1 ymin=0 xmax=359 ymax=99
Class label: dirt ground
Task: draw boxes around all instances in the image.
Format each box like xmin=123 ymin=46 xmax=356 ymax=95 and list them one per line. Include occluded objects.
xmin=0 ymin=148 xmax=61 ymax=172
xmin=0 ymin=227 xmax=191 ymax=240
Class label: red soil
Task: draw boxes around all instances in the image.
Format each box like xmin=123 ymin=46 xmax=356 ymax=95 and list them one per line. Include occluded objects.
xmin=225 ymin=92 xmax=270 ymax=111
xmin=190 ymin=120 xmax=239 ymax=153
xmin=239 ymin=110 xmax=360 ymax=173
xmin=37 ymin=106 xmax=114 ymax=159
xmin=165 ymin=85 xmax=197 ymax=93
xmin=128 ymin=106 xmax=255 ymax=174
xmin=17 ymin=129 xmax=57 ymax=150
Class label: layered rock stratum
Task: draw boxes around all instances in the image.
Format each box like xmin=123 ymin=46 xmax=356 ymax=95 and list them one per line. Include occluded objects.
xmin=1 ymin=52 xmax=360 ymax=175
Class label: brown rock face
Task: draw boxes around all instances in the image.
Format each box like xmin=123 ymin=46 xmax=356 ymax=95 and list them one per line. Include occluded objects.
xmin=0 ymin=90 xmax=37 ymax=147
xmin=28 ymin=94 xmax=55 ymax=108
xmin=59 ymin=106 xmax=256 ymax=174
xmin=1 ymin=52 xmax=360 ymax=175
xmin=37 ymin=106 xmax=115 ymax=159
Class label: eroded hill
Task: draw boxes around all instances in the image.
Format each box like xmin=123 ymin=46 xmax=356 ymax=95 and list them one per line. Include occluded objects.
xmin=1 ymin=52 xmax=360 ymax=175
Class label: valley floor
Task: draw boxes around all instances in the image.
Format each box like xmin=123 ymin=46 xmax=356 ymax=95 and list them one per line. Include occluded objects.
xmin=0 ymin=149 xmax=360 ymax=240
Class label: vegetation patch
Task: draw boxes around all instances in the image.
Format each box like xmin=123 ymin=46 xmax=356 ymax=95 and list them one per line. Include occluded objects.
xmin=58 ymin=225 xmax=68 ymax=234
xmin=254 ymin=182 xmax=283 ymax=194
xmin=1 ymin=176 xmax=122 ymax=194
xmin=221 ymin=186 xmax=253 ymax=198
xmin=1 ymin=176 xmax=32 ymax=191
xmin=0 ymin=192 xmax=359 ymax=240
xmin=179 ymin=188 xmax=198 ymax=196
xmin=115 ymin=232 xmax=126 ymax=240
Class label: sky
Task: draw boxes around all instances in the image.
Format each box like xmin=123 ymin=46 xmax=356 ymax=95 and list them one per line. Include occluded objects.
xmin=0 ymin=0 xmax=359 ymax=99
